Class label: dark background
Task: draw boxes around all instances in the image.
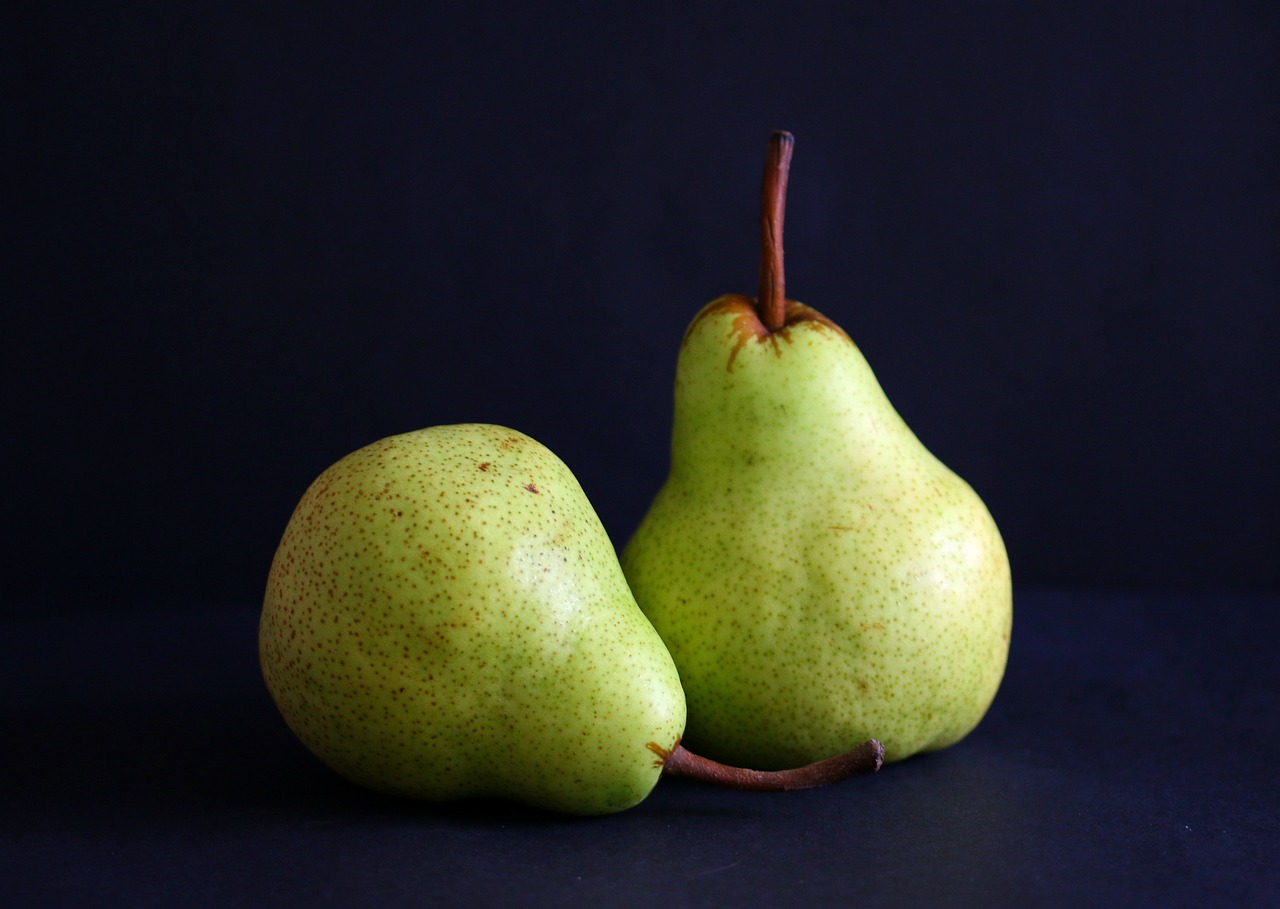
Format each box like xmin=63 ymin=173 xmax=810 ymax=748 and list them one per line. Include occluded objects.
xmin=10 ymin=2 xmax=1278 ymax=618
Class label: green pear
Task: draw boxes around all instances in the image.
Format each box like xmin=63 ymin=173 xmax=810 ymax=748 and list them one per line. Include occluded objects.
xmin=621 ymin=132 xmax=1012 ymax=769
xmin=260 ymin=424 xmax=686 ymax=815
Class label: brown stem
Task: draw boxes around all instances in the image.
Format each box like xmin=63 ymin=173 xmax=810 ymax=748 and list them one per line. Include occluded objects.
xmin=757 ymin=129 xmax=795 ymax=333
xmin=648 ymin=739 xmax=884 ymax=792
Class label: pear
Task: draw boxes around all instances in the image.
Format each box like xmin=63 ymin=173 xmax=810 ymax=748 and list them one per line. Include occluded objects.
xmin=261 ymin=424 xmax=685 ymax=814
xmin=621 ymin=132 xmax=1012 ymax=769
xmin=261 ymin=423 xmax=882 ymax=816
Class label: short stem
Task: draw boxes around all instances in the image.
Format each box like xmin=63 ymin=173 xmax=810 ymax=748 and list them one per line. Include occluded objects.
xmin=757 ymin=130 xmax=794 ymax=333
xmin=649 ymin=739 xmax=884 ymax=792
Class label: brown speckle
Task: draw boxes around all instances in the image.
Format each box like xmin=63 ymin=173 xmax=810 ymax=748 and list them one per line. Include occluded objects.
xmin=525 ymin=483 xmax=539 ymax=494
xmin=685 ymin=294 xmax=853 ymax=372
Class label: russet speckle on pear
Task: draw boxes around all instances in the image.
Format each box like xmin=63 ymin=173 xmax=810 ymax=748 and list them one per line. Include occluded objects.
xmin=621 ymin=294 xmax=1012 ymax=769
xmin=260 ymin=423 xmax=686 ymax=815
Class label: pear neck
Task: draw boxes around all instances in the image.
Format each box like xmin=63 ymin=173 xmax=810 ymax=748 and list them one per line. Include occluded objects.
xmin=669 ymin=305 xmax=910 ymax=481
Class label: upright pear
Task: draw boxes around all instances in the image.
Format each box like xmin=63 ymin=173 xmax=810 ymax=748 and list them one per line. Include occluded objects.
xmin=621 ymin=133 xmax=1012 ymax=769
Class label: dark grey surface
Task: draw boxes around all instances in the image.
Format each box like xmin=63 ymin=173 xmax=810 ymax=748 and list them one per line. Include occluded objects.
xmin=5 ymin=588 xmax=1277 ymax=907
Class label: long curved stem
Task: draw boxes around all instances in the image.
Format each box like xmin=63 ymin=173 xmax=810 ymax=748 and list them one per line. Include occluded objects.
xmin=649 ymin=739 xmax=884 ymax=791
xmin=757 ymin=130 xmax=795 ymax=333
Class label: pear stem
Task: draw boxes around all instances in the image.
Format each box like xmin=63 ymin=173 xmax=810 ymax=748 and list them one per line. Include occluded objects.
xmin=649 ymin=739 xmax=884 ymax=792
xmin=757 ymin=130 xmax=795 ymax=333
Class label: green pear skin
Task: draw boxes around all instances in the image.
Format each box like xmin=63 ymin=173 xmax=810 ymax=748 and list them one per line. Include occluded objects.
xmin=261 ymin=424 xmax=686 ymax=815
xmin=621 ymin=296 xmax=1012 ymax=769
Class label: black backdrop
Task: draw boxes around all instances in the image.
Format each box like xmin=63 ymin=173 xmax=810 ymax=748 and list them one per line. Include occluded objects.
xmin=9 ymin=2 xmax=1279 ymax=618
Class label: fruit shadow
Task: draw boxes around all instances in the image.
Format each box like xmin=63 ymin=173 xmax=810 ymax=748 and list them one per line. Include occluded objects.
xmin=6 ymin=689 xmax=763 ymax=834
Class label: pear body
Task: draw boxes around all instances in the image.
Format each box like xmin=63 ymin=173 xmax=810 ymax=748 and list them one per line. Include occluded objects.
xmin=261 ymin=424 xmax=685 ymax=815
xmin=621 ymin=296 xmax=1011 ymax=768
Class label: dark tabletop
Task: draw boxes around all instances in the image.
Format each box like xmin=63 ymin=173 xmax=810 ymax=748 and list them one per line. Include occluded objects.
xmin=3 ymin=587 xmax=1277 ymax=908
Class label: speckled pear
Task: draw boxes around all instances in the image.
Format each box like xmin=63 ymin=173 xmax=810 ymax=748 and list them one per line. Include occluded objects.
xmin=621 ymin=132 xmax=1012 ymax=769
xmin=260 ymin=424 xmax=686 ymax=815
